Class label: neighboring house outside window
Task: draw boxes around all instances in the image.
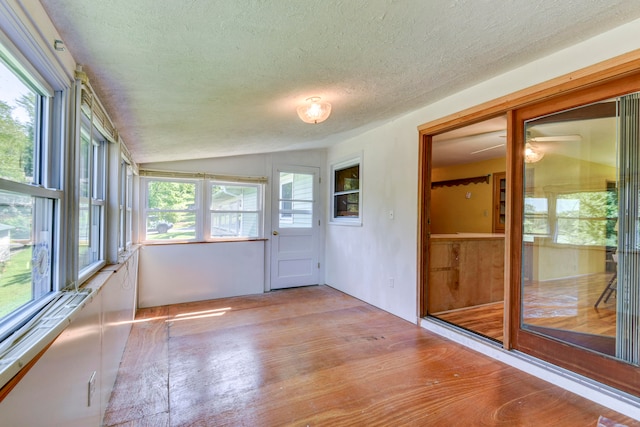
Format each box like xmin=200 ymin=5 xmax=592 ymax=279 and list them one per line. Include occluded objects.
xmin=141 ymin=176 xmax=264 ymax=242
xmin=210 ymin=182 xmax=261 ymax=238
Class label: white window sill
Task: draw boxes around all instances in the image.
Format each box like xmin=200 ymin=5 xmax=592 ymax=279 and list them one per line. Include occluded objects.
xmin=329 ymin=220 xmax=362 ymax=227
xmin=0 ymin=289 xmax=93 ymax=392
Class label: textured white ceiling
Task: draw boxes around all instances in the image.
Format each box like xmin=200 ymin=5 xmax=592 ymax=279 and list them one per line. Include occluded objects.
xmin=39 ymin=0 xmax=640 ymax=164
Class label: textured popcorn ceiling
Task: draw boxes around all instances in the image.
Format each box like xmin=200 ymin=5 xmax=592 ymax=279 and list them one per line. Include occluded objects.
xmin=40 ymin=0 xmax=640 ymax=164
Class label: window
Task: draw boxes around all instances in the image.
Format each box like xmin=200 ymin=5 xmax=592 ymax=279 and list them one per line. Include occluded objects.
xmin=555 ymin=191 xmax=617 ymax=246
xmin=143 ymin=178 xmax=198 ymax=241
xmin=331 ymin=156 xmax=362 ymax=225
xmin=142 ymin=175 xmax=266 ymax=242
xmin=78 ymin=122 xmax=107 ymax=278
xmin=210 ymin=183 xmax=261 ymax=238
xmin=523 ymin=197 xmax=549 ymax=236
xmin=0 ymin=47 xmax=60 ymax=341
xmin=118 ymin=158 xmax=133 ymax=251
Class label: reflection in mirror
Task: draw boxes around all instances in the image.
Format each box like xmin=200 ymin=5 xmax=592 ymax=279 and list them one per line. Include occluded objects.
xmin=521 ymin=95 xmax=640 ymax=363
xmin=428 ymin=115 xmax=506 ymax=342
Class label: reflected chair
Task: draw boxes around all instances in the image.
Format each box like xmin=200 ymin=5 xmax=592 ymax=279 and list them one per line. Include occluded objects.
xmin=595 ymin=252 xmax=617 ymax=308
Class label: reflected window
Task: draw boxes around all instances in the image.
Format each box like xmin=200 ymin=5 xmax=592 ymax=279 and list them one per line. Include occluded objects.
xmin=524 ymin=197 xmax=549 ymax=236
xmin=331 ymin=156 xmax=362 ymax=225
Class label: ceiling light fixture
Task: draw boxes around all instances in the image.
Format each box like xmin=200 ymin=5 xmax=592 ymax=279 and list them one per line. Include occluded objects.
xmin=297 ymin=97 xmax=331 ymax=124
xmin=524 ymin=142 xmax=544 ymax=163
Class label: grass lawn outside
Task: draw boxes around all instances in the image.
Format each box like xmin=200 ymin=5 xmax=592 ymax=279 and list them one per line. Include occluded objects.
xmin=0 ymin=247 xmax=33 ymax=318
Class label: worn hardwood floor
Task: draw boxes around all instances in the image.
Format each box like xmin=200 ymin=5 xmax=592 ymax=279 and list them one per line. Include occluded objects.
xmin=434 ymin=272 xmax=618 ymax=343
xmin=103 ymin=285 xmax=637 ymax=426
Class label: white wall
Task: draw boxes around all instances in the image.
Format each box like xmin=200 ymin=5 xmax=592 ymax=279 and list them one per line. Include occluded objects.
xmin=326 ymin=123 xmax=418 ymax=323
xmin=325 ymin=18 xmax=640 ymax=324
xmin=0 ymin=251 xmax=138 ymax=427
xmin=139 ymin=149 xmax=326 ymax=304
xmin=138 ymin=241 xmax=265 ymax=307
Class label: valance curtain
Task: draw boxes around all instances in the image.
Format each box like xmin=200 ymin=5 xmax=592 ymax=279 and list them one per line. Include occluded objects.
xmin=139 ymin=169 xmax=268 ymax=184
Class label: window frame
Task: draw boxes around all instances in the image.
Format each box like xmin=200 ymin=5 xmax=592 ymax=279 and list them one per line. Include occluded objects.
xmin=0 ymin=38 xmax=63 ymax=344
xmin=141 ymin=175 xmax=266 ymax=244
xmin=141 ymin=177 xmax=201 ymax=243
xmin=207 ymin=180 xmax=263 ymax=240
xmin=330 ymin=155 xmax=362 ymax=226
xmin=77 ymin=118 xmax=107 ymax=283
xmin=118 ymin=157 xmax=134 ymax=252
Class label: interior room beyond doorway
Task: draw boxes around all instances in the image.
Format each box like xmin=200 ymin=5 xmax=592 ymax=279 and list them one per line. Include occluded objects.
xmin=429 ymin=116 xmax=507 ymax=342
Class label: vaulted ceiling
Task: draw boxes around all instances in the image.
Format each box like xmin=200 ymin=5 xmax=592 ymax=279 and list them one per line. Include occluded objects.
xmin=39 ymin=0 xmax=640 ymax=164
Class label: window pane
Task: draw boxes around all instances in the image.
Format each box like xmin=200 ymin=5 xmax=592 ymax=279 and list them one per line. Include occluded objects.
xmin=146 ymin=211 xmax=196 ymax=240
xmin=556 ymin=218 xmax=609 ymax=245
xmin=79 ymin=131 xmax=91 ymax=199
xmin=0 ymin=190 xmax=52 ymax=320
xmin=521 ymin=98 xmax=620 ymax=360
xmin=279 ymin=172 xmax=313 ymax=202
xmin=524 ymin=197 xmax=548 ymax=235
xmin=280 ymin=201 xmax=312 ymax=228
xmin=93 ymin=141 xmax=105 ymax=200
xmin=0 ymin=60 xmax=37 ymax=184
xmin=334 ymin=193 xmax=359 ymax=217
xmin=211 ymin=212 xmax=258 ymax=237
xmin=335 ymin=165 xmax=359 ymax=192
xmin=279 ymin=172 xmax=313 ymax=228
xmin=211 ymin=185 xmax=258 ymax=211
xmin=78 ymin=200 xmax=90 ymax=269
xmin=147 ymin=181 xmax=196 ymax=210
xmin=210 ymin=184 xmax=260 ymax=238
xmin=146 ymin=180 xmax=196 ymax=241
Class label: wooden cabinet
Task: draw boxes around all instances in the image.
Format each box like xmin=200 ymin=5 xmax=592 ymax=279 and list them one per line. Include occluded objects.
xmin=492 ymin=172 xmax=506 ymax=233
xmin=428 ymin=235 xmax=504 ymax=313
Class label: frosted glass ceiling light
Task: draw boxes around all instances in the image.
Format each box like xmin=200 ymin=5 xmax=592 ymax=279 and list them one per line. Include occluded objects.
xmin=524 ymin=142 xmax=544 ymax=163
xmin=297 ymin=97 xmax=331 ymax=124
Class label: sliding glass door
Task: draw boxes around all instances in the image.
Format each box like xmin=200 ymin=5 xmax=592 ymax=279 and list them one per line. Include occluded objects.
xmin=515 ymin=83 xmax=640 ymax=396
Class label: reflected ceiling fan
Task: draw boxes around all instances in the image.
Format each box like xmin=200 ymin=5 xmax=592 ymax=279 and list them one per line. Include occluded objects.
xmin=525 ymin=132 xmax=582 ymax=163
xmin=527 ymin=134 xmax=582 ymax=143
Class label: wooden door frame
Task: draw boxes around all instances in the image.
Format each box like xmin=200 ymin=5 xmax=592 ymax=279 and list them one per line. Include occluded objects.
xmin=511 ymin=73 xmax=640 ymax=396
xmin=417 ymin=48 xmax=640 ymax=394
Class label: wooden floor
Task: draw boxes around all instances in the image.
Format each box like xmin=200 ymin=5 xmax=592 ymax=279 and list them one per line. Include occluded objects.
xmin=435 ymin=272 xmax=618 ymax=343
xmin=103 ymin=285 xmax=638 ymax=426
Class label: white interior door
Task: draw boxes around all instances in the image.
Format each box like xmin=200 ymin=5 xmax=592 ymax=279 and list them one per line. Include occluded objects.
xmin=271 ymin=165 xmax=319 ymax=289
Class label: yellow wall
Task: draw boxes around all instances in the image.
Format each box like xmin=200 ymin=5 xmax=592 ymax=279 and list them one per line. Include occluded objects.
xmin=525 ymin=153 xmax=615 ymax=196
xmin=431 ymin=157 xmax=506 ymax=234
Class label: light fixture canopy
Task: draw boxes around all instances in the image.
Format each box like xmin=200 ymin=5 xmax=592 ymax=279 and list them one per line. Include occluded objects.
xmin=524 ymin=142 xmax=544 ymax=163
xmin=297 ymin=96 xmax=331 ymax=124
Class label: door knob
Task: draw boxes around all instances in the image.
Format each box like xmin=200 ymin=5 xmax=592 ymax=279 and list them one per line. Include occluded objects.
xmin=272 ymin=230 xmax=279 ymax=235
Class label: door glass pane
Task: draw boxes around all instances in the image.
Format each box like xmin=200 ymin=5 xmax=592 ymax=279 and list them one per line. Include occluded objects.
xmin=522 ymin=98 xmax=624 ymax=360
xmin=279 ymin=172 xmax=313 ymax=228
